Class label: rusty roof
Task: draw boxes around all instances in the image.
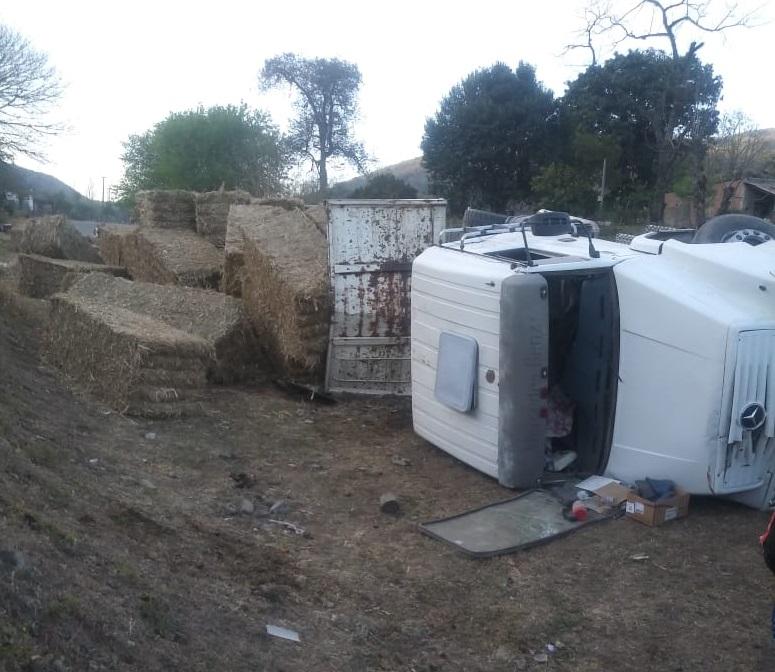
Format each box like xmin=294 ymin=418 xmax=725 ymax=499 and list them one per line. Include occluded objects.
xmin=743 ymin=178 xmax=775 ymax=197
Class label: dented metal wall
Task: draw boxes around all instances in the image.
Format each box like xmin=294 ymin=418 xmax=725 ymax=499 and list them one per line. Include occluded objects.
xmin=325 ymin=199 xmax=446 ymax=395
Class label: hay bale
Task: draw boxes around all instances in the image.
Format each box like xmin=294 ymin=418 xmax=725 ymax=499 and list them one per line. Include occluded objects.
xmin=123 ymin=228 xmax=222 ymax=288
xmin=64 ymin=273 xmax=265 ymax=384
xmin=96 ymin=224 xmax=137 ymax=266
xmin=15 ymin=254 xmax=127 ymax=298
xmin=236 ymin=203 xmax=330 ymax=379
xmin=134 ymin=190 xmax=196 ymax=230
xmin=16 ymin=215 xmax=102 ymax=263
xmin=195 ymin=190 xmax=251 ymax=248
xmin=46 ymin=293 xmax=211 ymax=416
xmin=223 ymin=204 xmax=326 ymax=297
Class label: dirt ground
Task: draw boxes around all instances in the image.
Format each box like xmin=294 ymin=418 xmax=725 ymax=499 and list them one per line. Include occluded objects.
xmin=1 ymin=276 xmax=775 ymax=672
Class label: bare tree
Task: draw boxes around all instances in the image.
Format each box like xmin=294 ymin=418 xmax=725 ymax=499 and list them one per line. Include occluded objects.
xmin=567 ymin=0 xmax=757 ymax=62
xmin=708 ymin=111 xmax=769 ymax=214
xmin=0 ymin=24 xmax=62 ymax=161
xmin=260 ymin=53 xmax=368 ymax=193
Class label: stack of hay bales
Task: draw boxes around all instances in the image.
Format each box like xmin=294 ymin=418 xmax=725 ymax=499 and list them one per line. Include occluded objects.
xmin=96 ymin=224 xmax=137 ymax=266
xmin=15 ymin=254 xmax=127 ymax=298
xmin=123 ymin=227 xmax=222 ymax=289
xmin=195 ymin=190 xmax=251 ymax=248
xmin=15 ymin=215 xmax=102 ymax=263
xmin=46 ymin=273 xmax=265 ymax=415
xmin=134 ymin=190 xmax=196 ymax=230
xmin=233 ymin=202 xmax=330 ymax=379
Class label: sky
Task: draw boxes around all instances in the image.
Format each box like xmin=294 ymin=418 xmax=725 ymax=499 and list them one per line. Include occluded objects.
xmin=2 ymin=0 xmax=773 ymax=198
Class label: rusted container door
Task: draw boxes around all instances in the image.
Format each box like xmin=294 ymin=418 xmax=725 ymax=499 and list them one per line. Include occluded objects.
xmin=325 ymin=199 xmax=446 ymax=395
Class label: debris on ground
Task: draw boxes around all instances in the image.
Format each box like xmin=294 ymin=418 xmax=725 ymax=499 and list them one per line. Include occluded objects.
xmin=265 ymin=624 xmax=301 ymax=643
xmin=379 ymin=493 xmax=401 ymax=514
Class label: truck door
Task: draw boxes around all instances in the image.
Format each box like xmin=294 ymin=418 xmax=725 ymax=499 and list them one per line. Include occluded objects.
xmin=325 ymin=199 xmax=446 ymax=395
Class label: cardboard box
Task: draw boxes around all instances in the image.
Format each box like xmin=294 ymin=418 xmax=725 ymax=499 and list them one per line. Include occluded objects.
xmin=625 ymin=487 xmax=690 ymax=526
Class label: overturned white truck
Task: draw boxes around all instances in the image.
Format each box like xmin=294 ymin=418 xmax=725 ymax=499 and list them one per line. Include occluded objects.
xmin=411 ymin=212 xmax=775 ymax=509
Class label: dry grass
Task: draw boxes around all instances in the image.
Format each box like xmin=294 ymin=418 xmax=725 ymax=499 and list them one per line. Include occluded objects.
xmin=96 ymin=224 xmax=137 ymax=266
xmin=124 ymin=228 xmax=222 ymax=288
xmin=195 ymin=190 xmax=251 ymax=248
xmin=134 ymin=190 xmax=196 ymax=230
xmin=15 ymin=216 xmax=102 ymax=263
xmin=235 ymin=203 xmax=330 ymax=379
xmin=14 ymin=254 xmax=127 ymax=299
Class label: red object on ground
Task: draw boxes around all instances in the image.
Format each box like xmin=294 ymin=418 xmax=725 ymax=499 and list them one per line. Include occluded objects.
xmin=571 ymin=500 xmax=588 ymax=522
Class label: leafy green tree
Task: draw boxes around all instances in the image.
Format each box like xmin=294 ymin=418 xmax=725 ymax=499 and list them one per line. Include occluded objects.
xmin=349 ymin=173 xmax=418 ymax=199
xmin=563 ymin=49 xmax=721 ymax=221
xmin=260 ymin=53 xmax=368 ymax=193
xmin=118 ymin=104 xmax=285 ymax=199
xmin=421 ymin=62 xmax=555 ymax=215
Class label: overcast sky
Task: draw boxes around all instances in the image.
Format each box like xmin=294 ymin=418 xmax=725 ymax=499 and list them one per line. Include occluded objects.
xmin=2 ymin=0 xmax=772 ymax=198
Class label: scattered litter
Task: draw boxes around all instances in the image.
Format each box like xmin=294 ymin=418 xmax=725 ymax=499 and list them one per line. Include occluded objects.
xmin=379 ymin=493 xmax=401 ymax=515
xmin=391 ymin=456 xmax=411 ymax=467
xmin=546 ymin=643 xmax=557 ymax=654
xmin=533 ymin=652 xmax=549 ymax=663
xmin=554 ymin=640 xmax=565 ymax=649
xmin=239 ymin=498 xmax=255 ymax=515
xmin=265 ymin=624 xmax=300 ymax=642
xmin=576 ymin=475 xmax=619 ymax=492
xmin=631 ymin=553 xmax=650 ymax=562
xmin=269 ymin=500 xmax=290 ymax=515
xmin=144 ymin=432 xmax=157 ymax=440
xmin=88 ymin=458 xmax=99 ymax=464
xmin=229 ymin=472 xmax=256 ymax=489
xmin=268 ymin=519 xmax=305 ymax=535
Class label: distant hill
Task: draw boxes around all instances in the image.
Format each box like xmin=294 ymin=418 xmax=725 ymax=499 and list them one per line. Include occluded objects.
xmin=0 ymin=162 xmax=127 ymax=222
xmin=330 ymin=157 xmax=431 ymax=197
xmin=0 ymin=162 xmax=84 ymax=202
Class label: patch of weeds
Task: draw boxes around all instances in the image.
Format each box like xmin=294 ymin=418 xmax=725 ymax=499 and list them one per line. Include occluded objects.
xmin=112 ymin=560 xmax=139 ymax=585
xmin=44 ymin=594 xmax=83 ymax=621
xmin=138 ymin=594 xmax=184 ymax=642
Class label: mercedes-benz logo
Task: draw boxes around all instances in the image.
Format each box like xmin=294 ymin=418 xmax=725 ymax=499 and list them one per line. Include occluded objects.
xmin=740 ymin=402 xmax=767 ymax=432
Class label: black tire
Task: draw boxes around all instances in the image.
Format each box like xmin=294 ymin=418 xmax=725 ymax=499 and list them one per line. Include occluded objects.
xmin=692 ymin=214 xmax=775 ymax=245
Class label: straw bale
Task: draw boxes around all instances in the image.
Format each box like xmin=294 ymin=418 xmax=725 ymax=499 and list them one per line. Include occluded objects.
xmin=46 ymin=293 xmax=212 ymax=415
xmin=223 ymin=203 xmax=326 ymax=297
xmin=64 ymin=273 xmax=265 ymax=383
xmin=123 ymin=228 xmax=222 ymax=288
xmin=96 ymin=224 xmax=137 ymax=266
xmin=237 ymin=203 xmax=330 ymax=379
xmin=195 ymin=190 xmax=251 ymax=248
xmin=134 ymin=190 xmax=196 ymax=230
xmin=14 ymin=254 xmax=127 ymax=299
xmin=16 ymin=215 xmax=102 ymax=263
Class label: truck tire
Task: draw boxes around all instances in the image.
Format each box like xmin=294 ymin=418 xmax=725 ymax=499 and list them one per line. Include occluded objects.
xmin=692 ymin=214 xmax=775 ymax=245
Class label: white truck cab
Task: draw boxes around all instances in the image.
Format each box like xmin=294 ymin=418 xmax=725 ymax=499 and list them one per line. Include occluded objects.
xmin=411 ymin=212 xmax=775 ymax=509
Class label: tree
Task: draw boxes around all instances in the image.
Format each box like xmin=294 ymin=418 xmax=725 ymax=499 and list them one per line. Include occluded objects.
xmin=118 ymin=104 xmax=285 ymax=199
xmin=422 ymin=62 xmax=555 ymax=214
xmin=0 ymin=24 xmax=63 ymax=161
xmin=563 ymin=49 xmax=721 ymax=221
xmin=566 ymin=0 xmax=757 ymax=221
xmin=349 ymin=173 xmax=418 ymax=199
xmin=707 ymin=111 xmax=769 ymax=214
xmin=567 ymin=0 xmax=756 ymax=63
xmin=260 ymin=53 xmax=368 ymax=193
